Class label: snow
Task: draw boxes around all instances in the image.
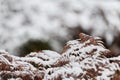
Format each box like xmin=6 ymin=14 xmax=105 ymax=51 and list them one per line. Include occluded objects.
xmin=0 ymin=55 xmax=11 ymax=65
xmin=42 ymin=50 xmax=61 ymax=59
xmin=0 ymin=33 xmax=120 ymax=79
xmin=63 ymin=39 xmax=109 ymax=61
xmin=110 ymin=56 xmax=120 ymax=60
xmin=43 ymin=34 xmax=120 ymax=79
xmin=0 ymin=49 xmax=8 ymax=54
xmin=0 ymin=0 xmax=120 ymax=55
xmin=8 ymin=78 xmax=22 ymax=80
xmin=24 ymin=50 xmax=61 ymax=67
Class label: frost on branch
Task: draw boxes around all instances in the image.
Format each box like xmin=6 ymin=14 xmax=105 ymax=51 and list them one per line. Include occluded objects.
xmin=0 ymin=33 xmax=120 ymax=80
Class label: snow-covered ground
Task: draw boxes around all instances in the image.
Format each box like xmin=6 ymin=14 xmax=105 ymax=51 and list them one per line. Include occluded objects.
xmin=0 ymin=0 xmax=120 ymax=55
